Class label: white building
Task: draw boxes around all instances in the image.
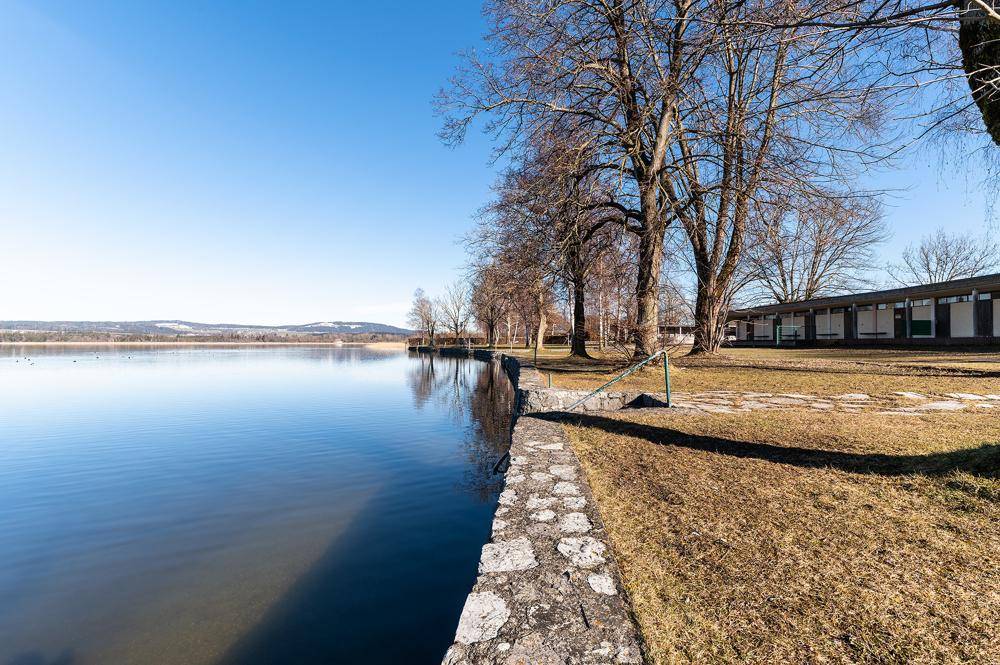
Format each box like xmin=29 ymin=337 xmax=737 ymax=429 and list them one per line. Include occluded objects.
xmin=730 ymin=274 xmax=1000 ymax=346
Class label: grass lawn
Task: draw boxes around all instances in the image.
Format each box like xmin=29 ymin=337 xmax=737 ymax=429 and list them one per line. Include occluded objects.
xmin=560 ymin=409 xmax=1000 ymax=664
xmin=514 ymin=346 xmax=1000 ymax=398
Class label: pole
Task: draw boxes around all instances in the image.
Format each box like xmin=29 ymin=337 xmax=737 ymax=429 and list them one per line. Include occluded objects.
xmin=663 ymin=350 xmax=671 ymax=408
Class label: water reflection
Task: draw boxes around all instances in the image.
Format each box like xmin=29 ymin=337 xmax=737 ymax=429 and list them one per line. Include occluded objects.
xmin=0 ymin=347 xmax=513 ymax=665
xmin=406 ymin=353 xmax=513 ymax=502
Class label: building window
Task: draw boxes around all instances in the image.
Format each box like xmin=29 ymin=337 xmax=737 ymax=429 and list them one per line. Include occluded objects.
xmin=831 ymin=307 xmax=845 ymax=313
xmin=893 ymin=301 xmax=906 ymax=309
xmin=911 ymin=298 xmax=931 ymax=307
xmin=877 ymin=303 xmax=888 ymax=310
xmin=939 ymin=295 xmax=971 ymax=304
xmin=978 ymin=292 xmax=992 ymax=300
xmin=857 ymin=305 xmax=873 ymax=311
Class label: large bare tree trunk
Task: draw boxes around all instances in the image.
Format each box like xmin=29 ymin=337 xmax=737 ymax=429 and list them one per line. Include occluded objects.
xmin=633 ymin=217 xmax=665 ymax=359
xmin=570 ymin=276 xmax=589 ymax=357
xmin=691 ymin=278 xmax=726 ymax=354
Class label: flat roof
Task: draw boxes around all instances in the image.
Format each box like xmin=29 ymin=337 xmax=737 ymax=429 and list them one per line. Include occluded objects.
xmin=729 ymin=273 xmax=1000 ymax=318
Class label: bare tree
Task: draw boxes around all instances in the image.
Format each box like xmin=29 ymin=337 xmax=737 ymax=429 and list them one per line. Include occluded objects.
xmin=745 ymin=194 xmax=889 ymax=302
xmin=887 ymin=226 xmax=1000 ymax=284
xmin=500 ymin=136 xmax=623 ymax=357
xmin=725 ymin=1 xmax=1000 ymax=147
xmin=439 ymin=0 xmax=702 ymax=358
xmin=960 ymin=1 xmax=1000 ymax=145
xmin=470 ymin=263 xmax=509 ymax=347
xmin=470 ymin=138 xmax=611 ymax=354
xmin=656 ymin=1 xmax=893 ymax=353
xmin=443 ymin=1 xmax=900 ymax=356
xmin=407 ymin=288 xmax=440 ymax=345
xmin=438 ymin=281 xmax=472 ymax=342
xmin=587 ymin=241 xmax=635 ymax=349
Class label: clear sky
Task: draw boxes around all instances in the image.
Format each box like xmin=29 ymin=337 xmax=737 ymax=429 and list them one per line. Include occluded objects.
xmin=0 ymin=1 xmax=993 ymax=326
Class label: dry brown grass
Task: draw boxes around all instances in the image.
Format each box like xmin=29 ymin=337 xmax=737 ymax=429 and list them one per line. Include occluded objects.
xmin=560 ymin=409 xmax=1000 ymax=664
xmin=524 ymin=346 xmax=1000 ymax=398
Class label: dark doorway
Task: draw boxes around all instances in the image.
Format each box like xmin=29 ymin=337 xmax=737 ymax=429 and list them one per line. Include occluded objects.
xmin=975 ymin=299 xmax=993 ymax=337
xmin=894 ymin=312 xmax=906 ymax=338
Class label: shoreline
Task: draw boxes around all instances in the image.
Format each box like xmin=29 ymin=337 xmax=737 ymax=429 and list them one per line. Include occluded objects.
xmin=0 ymin=341 xmax=407 ymax=348
xmin=441 ymin=350 xmax=644 ymax=664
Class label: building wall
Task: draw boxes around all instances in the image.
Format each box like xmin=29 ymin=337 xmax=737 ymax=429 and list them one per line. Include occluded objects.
xmin=876 ymin=308 xmax=895 ymax=337
xmin=731 ymin=280 xmax=1000 ymax=343
xmin=951 ymin=302 xmax=974 ymax=337
xmin=814 ymin=311 xmax=845 ymax=339
xmin=815 ymin=312 xmax=830 ymax=336
xmin=779 ymin=315 xmax=806 ymax=340
xmin=857 ymin=308 xmax=877 ymax=336
xmin=911 ymin=304 xmax=933 ymax=337
xmin=830 ymin=313 xmax=845 ymax=338
xmin=754 ymin=318 xmax=773 ymax=340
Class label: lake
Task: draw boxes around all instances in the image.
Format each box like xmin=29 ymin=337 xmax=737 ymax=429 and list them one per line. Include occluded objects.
xmin=0 ymin=345 xmax=512 ymax=665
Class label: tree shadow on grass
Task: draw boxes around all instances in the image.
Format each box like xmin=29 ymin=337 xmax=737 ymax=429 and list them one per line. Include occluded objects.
xmin=534 ymin=412 xmax=1000 ymax=479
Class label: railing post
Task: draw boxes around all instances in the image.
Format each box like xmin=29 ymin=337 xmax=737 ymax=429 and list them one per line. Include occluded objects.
xmin=663 ymin=350 xmax=671 ymax=408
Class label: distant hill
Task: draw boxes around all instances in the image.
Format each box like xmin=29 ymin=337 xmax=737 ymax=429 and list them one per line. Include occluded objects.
xmin=0 ymin=320 xmax=413 ymax=337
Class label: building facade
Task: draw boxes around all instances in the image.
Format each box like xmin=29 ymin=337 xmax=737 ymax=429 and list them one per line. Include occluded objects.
xmin=730 ymin=274 xmax=1000 ymax=346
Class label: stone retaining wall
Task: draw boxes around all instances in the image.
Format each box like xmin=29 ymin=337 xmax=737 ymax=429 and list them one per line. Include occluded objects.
xmin=442 ymin=355 xmax=644 ymax=665
xmin=428 ymin=347 xmax=668 ymax=415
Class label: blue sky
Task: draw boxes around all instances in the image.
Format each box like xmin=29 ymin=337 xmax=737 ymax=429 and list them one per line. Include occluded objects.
xmin=0 ymin=1 xmax=992 ymax=326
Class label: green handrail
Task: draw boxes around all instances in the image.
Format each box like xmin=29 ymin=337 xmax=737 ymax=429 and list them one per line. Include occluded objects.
xmin=565 ymin=349 xmax=671 ymax=412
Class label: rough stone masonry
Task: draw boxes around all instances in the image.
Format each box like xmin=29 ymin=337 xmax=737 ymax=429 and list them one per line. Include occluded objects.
xmin=442 ymin=355 xmax=644 ymax=665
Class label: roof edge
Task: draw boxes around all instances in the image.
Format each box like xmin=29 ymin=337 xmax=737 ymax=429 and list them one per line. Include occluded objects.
xmin=729 ymin=272 xmax=1000 ymax=318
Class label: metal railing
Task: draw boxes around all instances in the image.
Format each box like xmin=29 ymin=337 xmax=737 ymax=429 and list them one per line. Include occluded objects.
xmin=565 ymin=349 xmax=672 ymax=412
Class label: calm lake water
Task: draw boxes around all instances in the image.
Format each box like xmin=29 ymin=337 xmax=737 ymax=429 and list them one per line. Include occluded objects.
xmin=0 ymin=346 xmax=512 ymax=665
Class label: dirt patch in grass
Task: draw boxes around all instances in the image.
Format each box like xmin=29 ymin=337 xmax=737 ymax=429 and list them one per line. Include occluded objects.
xmin=558 ymin=409 xmax=1000 ymax=664
xmin=529 ymin=347 xmax=1000 ymax=398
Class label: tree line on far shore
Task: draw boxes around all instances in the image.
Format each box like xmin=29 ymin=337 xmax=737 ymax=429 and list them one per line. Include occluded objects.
xmin=414 ymin=0 xmax=999 ymax=357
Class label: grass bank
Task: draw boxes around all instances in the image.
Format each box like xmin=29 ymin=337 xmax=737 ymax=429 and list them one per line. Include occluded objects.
xmin=562 ymin=408 xmax=999 ymax=663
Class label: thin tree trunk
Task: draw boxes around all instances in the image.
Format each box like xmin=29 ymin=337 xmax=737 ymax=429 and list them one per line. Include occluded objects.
xmin=535 ymin=289 xmax=547 ymax=351
xmin=598 ymin=290 xmax=605 ymax=350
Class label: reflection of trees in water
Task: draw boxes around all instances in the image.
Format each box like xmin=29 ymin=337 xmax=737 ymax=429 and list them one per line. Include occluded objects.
xmin=463 ymin=361 xmax=514 ymax=502
xmin=406 ymin=353 xmax=468 ymax=413
xmin=406 ymin=353 xmax=514 ymax=502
